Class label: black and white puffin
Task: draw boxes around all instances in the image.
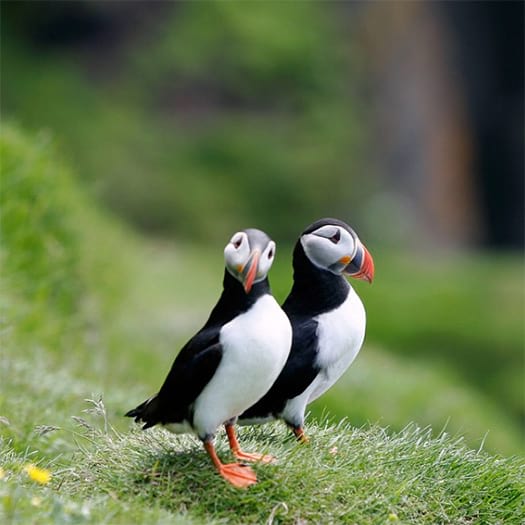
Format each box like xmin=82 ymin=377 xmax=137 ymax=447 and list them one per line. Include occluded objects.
xmin=126 ymin=229 xmax=292 ymax=488
xmin=239 ymin=218 xmax=374 ymax=442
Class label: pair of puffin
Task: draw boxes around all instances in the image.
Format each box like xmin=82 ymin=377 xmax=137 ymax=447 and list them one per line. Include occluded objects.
xmin=126 ymin=219 xmax=374 ymax=488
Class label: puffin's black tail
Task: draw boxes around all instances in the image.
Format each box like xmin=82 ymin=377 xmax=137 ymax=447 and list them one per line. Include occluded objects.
xmin=125 ymin=395 xmax=161 ymax=430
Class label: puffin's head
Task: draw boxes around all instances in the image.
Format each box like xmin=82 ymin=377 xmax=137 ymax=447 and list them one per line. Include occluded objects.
xmin=224 ymin=228 xmax=276 ymax=293
xmin=299 ymin=218 xmax=374 ymax=283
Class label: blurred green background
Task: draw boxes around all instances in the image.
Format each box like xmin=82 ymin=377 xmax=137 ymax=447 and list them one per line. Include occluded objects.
xmin=1 ymin=1 xmax=523 ymax=456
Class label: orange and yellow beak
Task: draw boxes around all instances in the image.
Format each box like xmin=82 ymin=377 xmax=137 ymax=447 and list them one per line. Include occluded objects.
xmin=240 ymin=249 xmax=261 ymax=293
xmin=341 ymin=243 xmax=374 ymax=283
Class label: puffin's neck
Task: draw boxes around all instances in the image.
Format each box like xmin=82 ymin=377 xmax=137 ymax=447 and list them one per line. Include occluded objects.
xmin=283 ymin=243 xmax=349 ymax=317
xmin=205 ymin=269 xmax=270 ymax=327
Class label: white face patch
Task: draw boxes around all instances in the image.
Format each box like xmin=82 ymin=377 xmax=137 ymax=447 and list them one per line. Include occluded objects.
xmin=300 ymin=225 xmax=357 ymax=274
xmin=224 ymin=231 xmax=250 ymax=278
xmin=255 ymin=241 xmax=276 ymax=282
xmin=223 ymin=232 xmax=276 ymax=286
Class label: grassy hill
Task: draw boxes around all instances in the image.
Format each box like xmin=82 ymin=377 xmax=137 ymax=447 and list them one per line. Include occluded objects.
xmin=1 ymin=125 xmax=523 ymax=524
xmin=3 ymin=411 xmax=524 ymax=524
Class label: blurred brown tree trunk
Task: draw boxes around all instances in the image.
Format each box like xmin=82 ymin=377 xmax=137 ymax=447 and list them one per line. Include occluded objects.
xmin=359 ymin=1 xmax=482 ymax=249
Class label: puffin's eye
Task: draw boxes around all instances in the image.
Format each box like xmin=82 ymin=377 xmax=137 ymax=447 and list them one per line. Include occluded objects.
xmin=233 ymin=237 xmax=242 ymax=249
xmin=267 ymin=248 xmax=274 ymax=259
xmin=330 ymin=230 xmax=341 ymax=244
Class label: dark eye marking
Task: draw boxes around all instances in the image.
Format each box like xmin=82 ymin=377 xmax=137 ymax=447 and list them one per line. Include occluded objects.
xmin=233 ymin=237 xmax=242 ymax=249
xmin=267 ymin=248 xmax=274 ymax=259
xmin=330 ymin=229 xmax=341 ymax=244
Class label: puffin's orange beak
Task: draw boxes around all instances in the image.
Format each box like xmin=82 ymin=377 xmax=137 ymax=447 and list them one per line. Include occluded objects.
xmin=342 ymin=243 xmax=374 ymax=284
xmin=241 ymin=249 xmax=260 ymax=293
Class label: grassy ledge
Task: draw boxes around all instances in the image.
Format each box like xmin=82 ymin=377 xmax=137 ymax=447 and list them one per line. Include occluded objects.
xmin=1 ymin=125 xmax=523 ymax=523
xmin=2 ymin=407 xmax=524 ymax=525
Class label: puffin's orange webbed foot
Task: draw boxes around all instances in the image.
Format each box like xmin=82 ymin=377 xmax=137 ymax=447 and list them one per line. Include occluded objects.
xmin=233 ymin=450 xmax=276 ymax=464
xmin=204 ymin=440 xmax=257 ymax=488
xmin=225 ymin=423 xmax=276 ymax=464
xmin=218 ymin=463 xmax=257 ymax=488
xmin=293 ymin=426 xmax=310 ymax=444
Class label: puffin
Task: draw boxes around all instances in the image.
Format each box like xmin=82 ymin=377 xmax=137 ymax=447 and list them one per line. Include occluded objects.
xmin=239 ymin=218 xmax=374 ymax=442
xmin=126 ymin=229 xmax=292 ymax=488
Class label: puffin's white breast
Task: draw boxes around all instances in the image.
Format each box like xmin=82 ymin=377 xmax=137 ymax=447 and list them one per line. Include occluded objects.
xmin=280 ymin=287 xmax=366 ymax=428
xmin=309 ymin=286 xmax=366 ymax=402
xmin=192 ymin=294 xmax=292 ymax=438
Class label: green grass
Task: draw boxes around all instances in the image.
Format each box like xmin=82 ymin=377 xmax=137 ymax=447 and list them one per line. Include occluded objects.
xmin=1 ymin=125 xmax=524 ymax=523
xmin=2 ymin=400 xmax=524 ymax=525
xmin=1 ymin=344 xmax=524 ymax=524
xmin=1 ymin=2 xmax=366 ymax=242
xmin=310 ymin=348 xmax=524 ymax=456
xmin=357 ymin=251 xmax=525 ymax=426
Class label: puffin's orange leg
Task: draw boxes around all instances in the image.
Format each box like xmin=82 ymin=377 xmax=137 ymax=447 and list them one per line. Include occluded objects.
xmin=203 ymin=441 xmax=257 ymax=488
xmin=225 ymin=423 xmax=276 ymax=464
xmin=292 ymin=426 xmax=310 ymax=444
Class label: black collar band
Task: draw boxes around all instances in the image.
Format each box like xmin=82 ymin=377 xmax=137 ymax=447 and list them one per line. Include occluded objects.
xmin=205 ymin=270 xmax=270 ymax=327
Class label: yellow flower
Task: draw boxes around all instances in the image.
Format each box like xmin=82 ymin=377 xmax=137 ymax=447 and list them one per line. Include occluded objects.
xmin=0 ymin=467 xmax=5 ymax=479
xmin=24 ymin=464 xmax=51 ymax=485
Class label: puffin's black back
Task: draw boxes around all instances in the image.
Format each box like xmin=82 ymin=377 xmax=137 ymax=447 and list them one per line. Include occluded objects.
xmin=240 ymin=229 xmax=350 ymax=422
xmin=126 ymin=271 xmax=270 ymax=428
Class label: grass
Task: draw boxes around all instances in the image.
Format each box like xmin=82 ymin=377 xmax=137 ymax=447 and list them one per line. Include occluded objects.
xmin=1 ymin=124 xmax=524 ymax=523
xmin=310 ymin=347 xmax=524 ymax=456
xmin=2 ymin=399 xmax=524 ymax=524
xmin=358 ymin=250 xmax=525 ymax=426
xmin=61 ymin=421 xmax=525 ymax=525
xmin=1 ymin=3 xmax=366 ymax=242
xmin=2 ymin=344 xmax=524 ymax=523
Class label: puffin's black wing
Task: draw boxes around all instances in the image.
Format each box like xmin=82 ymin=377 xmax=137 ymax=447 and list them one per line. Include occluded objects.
xmin=240 ymin=316 xmax=319 ymax=420
xmin=125 ymin=327 xmax=223 ymax=428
